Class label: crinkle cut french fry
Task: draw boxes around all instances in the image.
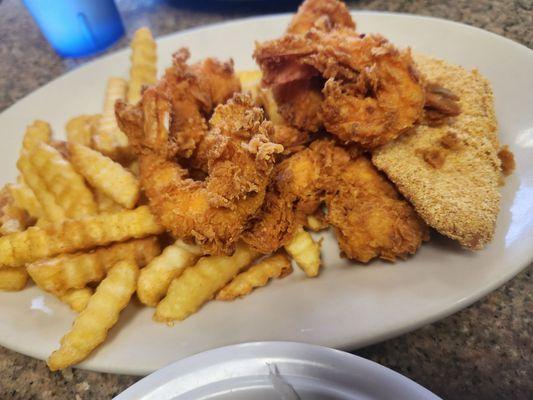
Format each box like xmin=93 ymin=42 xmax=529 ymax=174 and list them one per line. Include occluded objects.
xmin=154 ymin=243 xmax=259 ymax=324
xmin=94 ymin=189 xmax=124 ymax=214
xmin=0 ymin=206 xmax=164 ymax=268
xmin=17 ymin=152 xmax=66 ymax=225
xmin=257 ymin=87 xmax=285 ymax=125
xmin=92 ymin=77 xmax=129 ymax=159
xmin=0 ymin=205 xmax=28 ymax=235
xmin=0 ymin=267 xmax=28 ymax=291
xmin=27 ymin=237 xmax=160 ymax=295
xmin=237 ymin=70 xmax=262 ymax=100
xmin=284 ymin=229 xmax=322 ymax=278
xmin=137 ymin=240 xmax=202 ymax=307
xmin=66 ymin=115 xmax=99 ymax=147
xmin=0 ymin=185 xmax=31 ymax=235
xmin=69 ymin=143 xmax=139 ymax=209
xmin=128 ymin=160 xmax=140 ymax=177
xmin=29 ymin=142 xmax=97 ymax=218
xmin=305 ymin=215 xmax=328 ymax=232
xmin=9 ymin=181 xmax=43 ymax=220
xmin=47 ymin=260 xmax=138 ymax=370
xmin=58 ymin=288 xmax=93 ymax=312
xmin=22 ymin=120 xmax=52 ymax=153
xmin=216 ymin=252 xmax=292 ymax=301
xmin=127 ymin=27 xmax=157 ymax=104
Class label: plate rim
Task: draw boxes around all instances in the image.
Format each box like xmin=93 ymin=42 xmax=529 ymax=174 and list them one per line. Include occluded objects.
xmin=0 ymin=11 xmax=531 ymax=375
xmin=2 ymin=10 xmax=532 ymax=116
xmin=114 ymin=341 xmax=441 ymax=400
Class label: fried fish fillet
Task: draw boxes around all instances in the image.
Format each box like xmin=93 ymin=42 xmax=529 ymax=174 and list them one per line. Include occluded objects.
xmin=372 ymin=54 xmax=502 ymax=250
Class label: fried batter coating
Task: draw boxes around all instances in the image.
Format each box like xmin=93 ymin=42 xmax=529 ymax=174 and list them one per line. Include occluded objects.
xmin=256 ymin=84 xmax=314 ymax=154
xmin=307 ymin=139 xmax=428 ymax=262
xmin=273 ymin=78 xmax=325 ymax=133
xmin=120 ymin=48 xmax=240 ymax=161
xmin=324 ymin=155 xmax=429 ymax=262
xmin=245 ymin=139 xmax=335 ymax=254
xmin=287 ymin=0 xmax=356 ymax=35
xmin=245 ymin=138 xmax=427 ymax=262
xmin=117 ymin=54 xmax=282 ymax=254
xmin=255 ymin=30 xmax=425 ymax=148
xmin=242 ymin=141 xmax=325 ymax=253
xmin=270 ymin=124 xmax=311 ymax=155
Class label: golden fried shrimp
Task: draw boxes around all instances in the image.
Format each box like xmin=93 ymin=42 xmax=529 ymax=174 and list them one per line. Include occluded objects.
xmin=243 ymin=141 xmax=325 ymax=253
xmin=287 ymin=0 xmax=356 ymax=35
xmin=255 ymin=30 xmax=425 ymax=148
xmin=300 ymin=139 xmax=427 ymax=262
xmin=245 ymin=138 xmax=427 ymax=261
xmin=254 ymin=0 xmax=356 ymax=133
xmin=304 ymin=140 xmax=428 ymax=262
xmin=242 ymin=192 xmax=297 ymax=254
xmin=117 ymin=57 xmax=282 ymax=255
xmin=324 ymin=155 xmax=428 ymax=262
xmin=118 ymin=48 xmax=240 ymax=161
xmin=273 ymin=78 xmax=325 ymax=133
xmin=269 ymin=124 xmax=311 ymax=155
xmin=256 ymin=82 xmax=314 ymax=154
xmin=254 ymin=35 xmax=323 ymax=133
xmin=316 ymin=33 xmax=425 ymax=148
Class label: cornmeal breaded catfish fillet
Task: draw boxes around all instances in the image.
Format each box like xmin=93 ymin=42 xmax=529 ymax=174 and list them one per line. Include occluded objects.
xmin=372 ymin=54 xmax=501 ymax=250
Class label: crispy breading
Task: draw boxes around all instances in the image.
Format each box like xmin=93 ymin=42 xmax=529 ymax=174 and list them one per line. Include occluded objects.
xmin=116 ymin=53 xmax=282 ymax=254
xmin=372 ymin=54 xmax=501 ymax=250
xmin=326 ymin=156 xmax=429 ymax=262
xmin=255 ymin=31 xmax=425 ymax=147
xmin=287 ymin=0 xmax=356 ymax=34
xmin=244 ymin=138 xmax=427 ymax=262
xmin=498 ymin=145 xmax=515 ymax=177
xmin=242 ymin=143 xmax=324 ymax=253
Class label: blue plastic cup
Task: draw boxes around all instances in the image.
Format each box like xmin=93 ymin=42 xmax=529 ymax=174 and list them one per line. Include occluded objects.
xmin=23 ymin=0 xmax=125 ymax=58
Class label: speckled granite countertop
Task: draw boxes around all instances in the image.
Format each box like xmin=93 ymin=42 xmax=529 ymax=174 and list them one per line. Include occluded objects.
xmin=0 ymin=0 xmax=531 ymax=399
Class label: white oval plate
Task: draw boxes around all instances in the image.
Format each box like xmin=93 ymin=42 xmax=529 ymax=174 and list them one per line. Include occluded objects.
xmin=114 ymin=342 xmax=440 ymax=400
xmin=0 ymin=12 xmax=531 ymax=375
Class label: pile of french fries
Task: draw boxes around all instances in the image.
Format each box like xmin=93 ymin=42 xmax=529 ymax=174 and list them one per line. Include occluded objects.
xmin=0 ymin=27 xmax=322 ymax=371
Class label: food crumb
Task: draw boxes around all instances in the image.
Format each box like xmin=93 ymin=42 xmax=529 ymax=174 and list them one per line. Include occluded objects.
xmin=60 ymin=368 xmax=73 ymax=382
xmin=498 ymin=145 xmax=515 ymax=176
xmin=75 ymin=382 xmax=90 ymax=392
xmin=418 ymin=148 xmax=446 ymax=169
xmin=440 ymin=131 xmax=461 ymax=150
